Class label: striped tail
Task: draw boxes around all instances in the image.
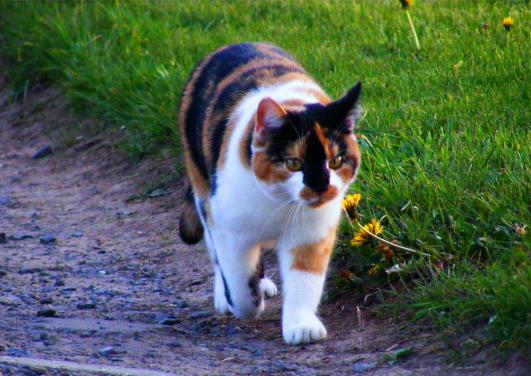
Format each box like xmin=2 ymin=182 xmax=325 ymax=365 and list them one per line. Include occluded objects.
xmin=178 ymin=184 xmax=204 ymax=244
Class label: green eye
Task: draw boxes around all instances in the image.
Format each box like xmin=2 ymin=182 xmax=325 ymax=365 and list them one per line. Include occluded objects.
xmin=285 ymin=158 xmax=303 ymax=172
xmin=329 ymin=155 xmax=343 ymax=169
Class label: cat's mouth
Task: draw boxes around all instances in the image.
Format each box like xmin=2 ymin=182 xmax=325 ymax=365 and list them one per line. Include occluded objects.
xmin=299 ymin=186 xmax=339 ymax=208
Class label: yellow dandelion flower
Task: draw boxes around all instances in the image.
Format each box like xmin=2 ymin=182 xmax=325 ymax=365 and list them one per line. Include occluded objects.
xmin=368 ymin=265 xmax=382 ymax=277
xmin=351 ymin=219 xmax=384 ymax=247
xmin=502 ymin=17 xmax=514 ymax=31
xmin=399 ymin=0 xmax=413 ymax=9
xmin=342 ymin=193 xmax=362 ymax=217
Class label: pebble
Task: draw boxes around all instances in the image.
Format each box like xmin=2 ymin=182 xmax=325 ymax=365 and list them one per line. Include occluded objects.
xmin=172 ymin=299 xmax=189 ymax=309
xmin=7 ymin=348 xmax=29 ymax=357
xmin=77 ymin=303 xmax=96 ymax=309
xmin=0 ymin=295 xmax=22 ymax=306
xmin=32 ymin=145 xmax=53 ymax=159
xmin=8 ymin=233 xmax=33 ymax=241
xmin=19 ymin=267 xmax=42 ymax=274
xmin=98 ymin=346 xmax=118 ymax=357
xmin=0 ymin=269 xmax=7 ymax=277
xmin=191 ymin=310 xmax=210 ymax=319
xmin=71 ymin=230 xmax=84 ymax=238
xmin=39 ymin=297 xmax=53 ymax=304
xmin=39 ymin=234 xmax=56 ymax=244
xmin=54 ymin=279 xmax=65 ymax=287
xmin=37 ymin=308 xmax=57 ymax=317
xmin=159 ymin=316 xmax=181 ymax=325
xmin=0 ymin=195 xmax=11 ymax=206
xmin=352 ymin=362 xmax=377 ymax=373
xmin=148 ymin=188 xmax=168 ymax=198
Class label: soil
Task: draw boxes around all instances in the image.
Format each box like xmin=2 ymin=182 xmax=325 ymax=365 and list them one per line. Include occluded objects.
xmin=0 ymin=82 xmax=526 ymax=376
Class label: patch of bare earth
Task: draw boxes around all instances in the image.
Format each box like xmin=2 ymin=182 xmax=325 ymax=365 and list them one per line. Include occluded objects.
xmin=0 ymin=82 xmax=526 ymax=375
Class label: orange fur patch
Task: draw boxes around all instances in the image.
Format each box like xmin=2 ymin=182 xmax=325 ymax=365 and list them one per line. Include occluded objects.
xmin=253 ymin=151 xmax=290 ymax=184
xmin=291 ymin=228 xmax=337 ymax=274
xmin=299 ymin=185 xmax=339 ymax=208
xmin=336 ymin=136 xmax=361 ymax=182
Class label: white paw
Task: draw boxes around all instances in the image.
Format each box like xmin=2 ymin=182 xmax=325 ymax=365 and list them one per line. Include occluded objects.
xmin=214 ymin=295 xmax=231 ymax=315
xmin=214 ymin=283 xmax=231 ymax=315
xmin=259 ymin=277 xmax=278 ymax=298
xmin=283 ymin=315 xmax=327 ymax=345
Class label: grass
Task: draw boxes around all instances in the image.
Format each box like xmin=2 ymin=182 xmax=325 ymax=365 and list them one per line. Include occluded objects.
xmin=1 ymin=0 xmax=529 ymax=351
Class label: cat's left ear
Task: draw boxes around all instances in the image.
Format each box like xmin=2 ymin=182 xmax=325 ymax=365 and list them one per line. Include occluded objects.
xmin=323 ymin=81 xmax=362 ymax=131
xmin=255 ymin=97 xmax=287 ymax=142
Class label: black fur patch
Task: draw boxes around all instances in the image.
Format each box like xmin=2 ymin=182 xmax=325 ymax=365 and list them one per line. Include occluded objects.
xmin=208 ymin=63 xmax=304 ymax=181
xmin=178 ymin=186 xmax=204 ymax=244
xmin=221 ymin=270 xmax=233 ymax=307
xmin=248 ymin=254 xmax=265 ymax=307
xmin=303 ymin=130 xmax=329 ymax=193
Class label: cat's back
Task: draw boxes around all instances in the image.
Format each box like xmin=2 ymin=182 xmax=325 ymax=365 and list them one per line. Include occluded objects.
xmin=179 ymin=43 xmax=314 ymax=196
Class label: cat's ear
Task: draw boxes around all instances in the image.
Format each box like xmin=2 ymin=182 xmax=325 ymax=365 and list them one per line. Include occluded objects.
xmin=255 ymin=97 xmax=287 ymax=142
xmin=323 ymin=81 xmax=362 ymax=131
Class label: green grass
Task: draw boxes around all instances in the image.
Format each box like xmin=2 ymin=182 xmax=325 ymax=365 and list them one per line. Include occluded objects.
xmin=1 ymin=0 xmax=529 ymax=351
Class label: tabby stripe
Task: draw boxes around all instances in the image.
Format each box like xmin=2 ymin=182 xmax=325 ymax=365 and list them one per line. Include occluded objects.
xmin=181 ymin=44 xmax=270 ymax=194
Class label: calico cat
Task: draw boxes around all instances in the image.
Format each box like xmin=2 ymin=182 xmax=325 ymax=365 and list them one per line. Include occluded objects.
xmin=178 ymin=42 xmax=361 ymax=345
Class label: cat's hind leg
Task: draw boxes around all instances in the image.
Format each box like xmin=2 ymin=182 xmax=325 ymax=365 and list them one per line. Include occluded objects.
xmin=255 ymin=253 xmax=278 ymax=298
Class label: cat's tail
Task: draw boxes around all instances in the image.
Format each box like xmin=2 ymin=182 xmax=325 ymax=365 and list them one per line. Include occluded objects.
xmin=179 ymin=184 xmax=204 ymax=245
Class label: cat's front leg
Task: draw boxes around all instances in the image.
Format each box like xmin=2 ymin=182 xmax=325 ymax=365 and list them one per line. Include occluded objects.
xmin=211 ymin=229 xmax=265 ymax=319
xmin=278 ymin=227 xmax=337 ymax=345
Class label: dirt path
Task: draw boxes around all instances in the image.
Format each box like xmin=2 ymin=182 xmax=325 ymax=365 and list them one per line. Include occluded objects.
xmin=0 ymin=84 xmax=521 ymax=376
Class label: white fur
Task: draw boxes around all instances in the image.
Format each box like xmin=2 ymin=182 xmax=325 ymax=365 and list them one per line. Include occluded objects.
xmin=202 ymin=80 xmax=356 ymax=344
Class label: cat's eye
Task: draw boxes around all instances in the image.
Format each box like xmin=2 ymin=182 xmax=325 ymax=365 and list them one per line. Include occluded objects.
xmin=285 ymin=158 xmax=303 ymax=172
xmin=329 ymin=155 xmax=343 ymax=169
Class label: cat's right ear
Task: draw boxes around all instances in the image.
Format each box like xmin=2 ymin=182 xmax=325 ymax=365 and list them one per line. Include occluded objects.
xmin=255 ymin=97 xmax=287 ymax=142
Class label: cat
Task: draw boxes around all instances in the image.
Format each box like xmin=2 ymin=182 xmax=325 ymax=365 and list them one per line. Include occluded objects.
xmin=178 ymin=42 xmax=361 ymax=345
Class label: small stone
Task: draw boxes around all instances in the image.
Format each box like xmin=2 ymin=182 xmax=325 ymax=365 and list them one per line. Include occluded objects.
xmin=352 ymin=362 xmax=377 ymax=373
xmin=191 ymin=310 xmax=210 ymax=319
xmin=7 ymin=348 xmax=29 ymax=357
xmin=0 ymin=195 xmax=11 ymax=206
xmin=32 ymin=145 xmax=53 ymax=159
xmin=79 ymin=330 xmax=97 ymax=338
xmin=188 ymin=279 xmax=203 ymax=287
xmin=37 ymin=309 xmax=57 ymax=317
xmin=8 ymin=233 xmax=33 ymax=241
xmin=0 ymin=295 xmax=22 ymax=306
xmin=77 ymin=303 xmax=96 ymax=310
xmin=172 ymin=299 xmax=189 ymax=309
xmin=159 ymin=317 xmax=181 ymax=325
xmin=168 ymin=340 xmax=181 ymax=348
xmin=71 ymin=230 xmax=84 ymax=238
xmin=148 ymin=188 xmax=168 ymax=198
xmin=0 ymin=233 xmax=6 ymax=244
xmin=19 ymin=267 xmax=42 ymax=274
xmin=0 ymin=269 xmax=7 ymax=277
xmin=54 ymin=279 xmax=65 ymax=287
xmin=39 ymin=234 xmax=56 ymax=244
xmin=39 ymin=297 xmax=53 ymax=304
xmin=98 ymin=346 xmax=118 ymax=357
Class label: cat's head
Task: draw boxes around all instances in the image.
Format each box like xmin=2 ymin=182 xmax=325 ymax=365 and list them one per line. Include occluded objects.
xmin=252 ymin=82 xmax=362 ymax=208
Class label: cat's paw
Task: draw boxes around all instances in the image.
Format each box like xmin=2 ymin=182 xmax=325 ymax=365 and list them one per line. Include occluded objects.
xmin=283 ymin=314 xmax=327 ymax=345
xmin=214 ymin=286 xmax=231 ymax=315
xmin=259 ymin=277 xmax=278 ymax=298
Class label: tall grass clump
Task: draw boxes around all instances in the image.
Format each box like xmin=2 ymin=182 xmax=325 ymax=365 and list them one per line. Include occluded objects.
xmin=1 ymin=0 xmax=529 ymax=351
